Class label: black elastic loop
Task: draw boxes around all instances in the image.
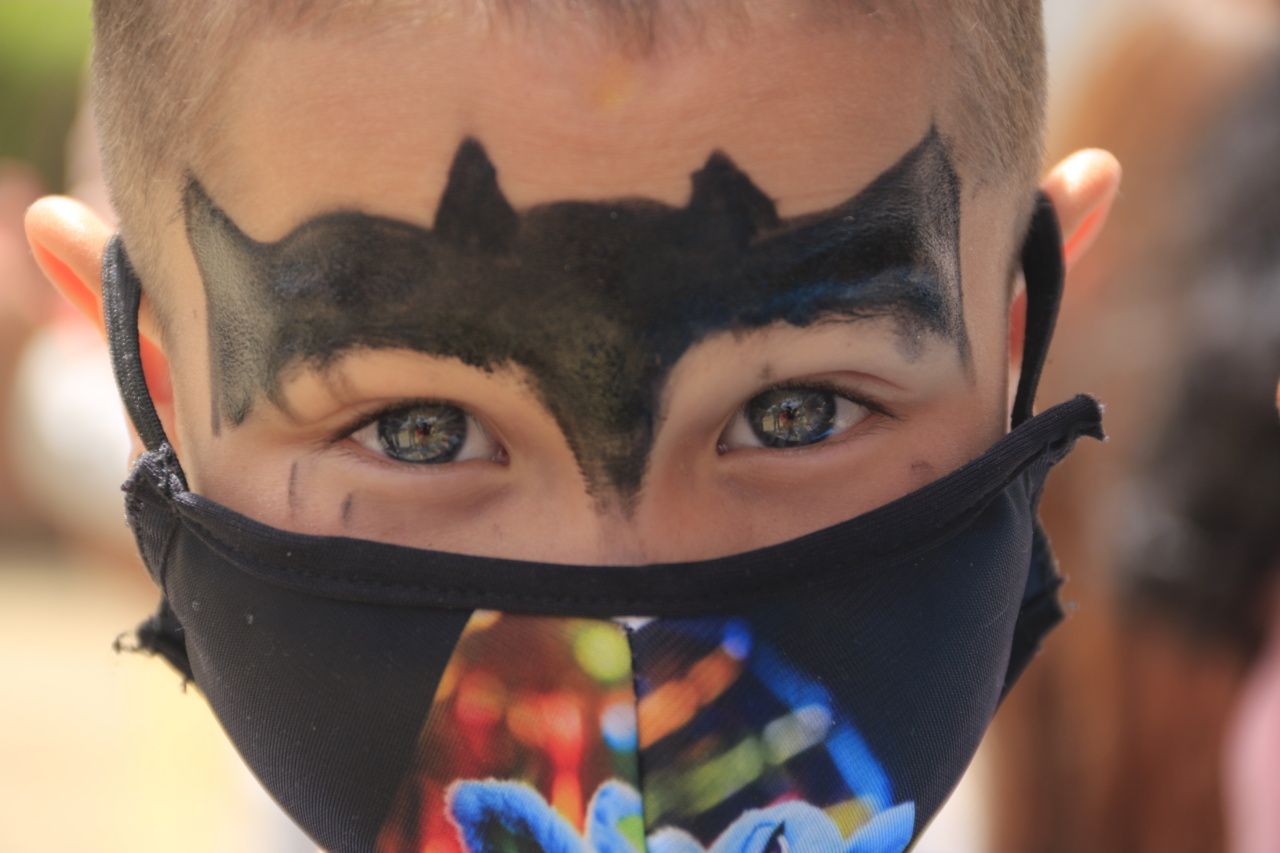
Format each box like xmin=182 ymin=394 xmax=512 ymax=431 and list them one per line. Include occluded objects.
xmin=1000 ymin=195 xmax=1070 ymax=695
xmin=102 ymin=235 xmax=171 ymax=452
xmin=1011 ymin=193 xmax=1065 ymax=427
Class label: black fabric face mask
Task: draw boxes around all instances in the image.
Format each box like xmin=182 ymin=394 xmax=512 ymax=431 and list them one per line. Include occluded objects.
xmin=104 ymin=195 xmax=1101 ymax=853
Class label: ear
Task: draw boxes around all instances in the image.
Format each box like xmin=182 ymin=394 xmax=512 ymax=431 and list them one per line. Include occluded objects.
xmin=25 ymin=196 xmax=175 ymax=435
xmin=24 ymin=196 xmax=113 ymax=331
xmin=1008 ymin=150 xmax=1122 ymax=411
xmin=1040 ymin=149 xmax=1122 ymax=272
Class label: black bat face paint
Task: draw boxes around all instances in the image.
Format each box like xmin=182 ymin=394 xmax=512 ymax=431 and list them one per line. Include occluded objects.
xmin=186 ymin=127 xmax=965 ymax=499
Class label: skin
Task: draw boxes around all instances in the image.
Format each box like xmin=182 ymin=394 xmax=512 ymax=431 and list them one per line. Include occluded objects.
xmin=1225 ymin=579 xmax=1280 ymax=853
xmin=1225 ymin=380 xmax=1280 ymax=852
xmin=183 ymin=128 xmax=967 ymax=501
xmin=26 ymin=5 xmax=1121 ymax=565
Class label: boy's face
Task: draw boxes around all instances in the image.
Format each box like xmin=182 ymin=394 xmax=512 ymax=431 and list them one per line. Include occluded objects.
xmin=151 ymin=9 xmax=1025 ymax=564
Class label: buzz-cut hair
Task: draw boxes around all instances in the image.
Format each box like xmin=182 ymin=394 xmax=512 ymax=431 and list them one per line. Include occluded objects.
xmin=90 ymin=0 xmax=1045 ymax=299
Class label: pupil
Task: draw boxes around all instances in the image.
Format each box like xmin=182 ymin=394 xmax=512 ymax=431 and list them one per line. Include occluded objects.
xmin=747 ymin=388 xmax=836 ymax=448
xmin=377 ymin=404 xmax=467 ymax=463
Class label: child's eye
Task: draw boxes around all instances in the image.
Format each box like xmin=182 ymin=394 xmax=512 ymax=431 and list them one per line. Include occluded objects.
xmin=719 ymin=384 xmax=874 ymax=451
xmin=348 ymin=402 xmax=500 ymax=465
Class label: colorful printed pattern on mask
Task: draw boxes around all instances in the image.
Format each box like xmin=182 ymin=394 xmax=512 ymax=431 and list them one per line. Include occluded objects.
xmin=375 ymin=612 xmax=913 ymax=853
xmin=375 ymin=612 xmax=641 ymax=853
xmin=630 ymin=618 xmax=913 ymax=851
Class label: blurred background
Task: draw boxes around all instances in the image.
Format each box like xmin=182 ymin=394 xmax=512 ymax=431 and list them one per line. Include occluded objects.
xmin=2 ymin=0 xmax=1280 ymax=851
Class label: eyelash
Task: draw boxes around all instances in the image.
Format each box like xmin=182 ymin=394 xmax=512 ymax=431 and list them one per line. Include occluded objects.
xmin=719 ymin=378 xmax=898 ymax=452
xmin=329 ymin=399 xmax=492 ymax=461
xmin=327 ymin=381 xmax=895 ymax=467
xmin=753 ymin=379 xmax=894 ymax=419
xmin=331 ymin=399 xmax=435 ymax=445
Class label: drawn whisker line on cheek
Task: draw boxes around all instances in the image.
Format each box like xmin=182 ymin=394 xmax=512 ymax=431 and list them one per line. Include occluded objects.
xmin=185 ymin=126 xmax=964 ymax=496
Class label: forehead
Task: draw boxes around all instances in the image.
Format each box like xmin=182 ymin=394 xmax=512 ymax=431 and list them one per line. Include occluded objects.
xmin=199 ymin=8 xmax=947 ymax=239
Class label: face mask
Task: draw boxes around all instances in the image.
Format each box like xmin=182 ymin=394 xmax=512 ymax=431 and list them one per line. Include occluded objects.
xmin=104 ymin=195 xmax=1101 ymax=853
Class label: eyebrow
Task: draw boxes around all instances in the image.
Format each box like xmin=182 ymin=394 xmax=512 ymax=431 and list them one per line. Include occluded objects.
xmin=185 ymin=126 xmax=964 ymax=499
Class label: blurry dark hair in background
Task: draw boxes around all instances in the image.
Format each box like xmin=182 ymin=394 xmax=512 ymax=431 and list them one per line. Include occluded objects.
xmin=1118 ymin=57 xmax=1280 ymax=660
xmin=989 ymin=10 xmax=1280 ymax=853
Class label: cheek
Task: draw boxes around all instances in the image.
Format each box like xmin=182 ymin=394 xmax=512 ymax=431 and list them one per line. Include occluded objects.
xmin=906 ymin=381 xmax=1006 ymax=475
xmin=161 ymin=321 xmax=287 ymax=513
xmin=958 ymin=193 xmax=1023 ymax=421
xmin=960 ymin=271 xmax=1014 ymax=359
xmin=953 ymin=291 xmax=1015 ymax=446
xmin=153 ymin=228 xmax=224 ymax=490
xmin=160 ymin=344 xmax=219 ymax=492
xmin=176 ymin=413 xmax=299 ymax=523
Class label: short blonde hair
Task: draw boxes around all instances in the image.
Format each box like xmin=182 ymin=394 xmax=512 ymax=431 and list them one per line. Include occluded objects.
xmin=91 ymin=0 xmax=1044 ymax=299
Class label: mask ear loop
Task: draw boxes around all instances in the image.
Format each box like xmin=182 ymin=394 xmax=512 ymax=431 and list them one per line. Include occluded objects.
xmin=1000 ymin=193 xmax=1070 ymax=696
xmin=102 ymin=235 xmax=175 ymax=453
xmin=1010 ymin=193 xmax=1065 ymax=427
xmin=103 ymin=235 xmax=195 ymax=677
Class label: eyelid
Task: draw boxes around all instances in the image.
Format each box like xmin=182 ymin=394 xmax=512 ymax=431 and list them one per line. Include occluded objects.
xmin=329 ymin=397 xmax=469 ymax=446
xmin=717 ymin=377 xmax=898 ymax=455
xmin=741 ymin=378 xmax=896 ymax=421
xmin=337 ymin=398 xmax=507 ymax=469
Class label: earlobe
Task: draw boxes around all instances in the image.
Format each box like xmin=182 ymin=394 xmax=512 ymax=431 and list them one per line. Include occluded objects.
xmin=1040 ymin=149 xmax=1122 ymax=271
xmin=24 ymin=196 xmax=114 ymax=331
